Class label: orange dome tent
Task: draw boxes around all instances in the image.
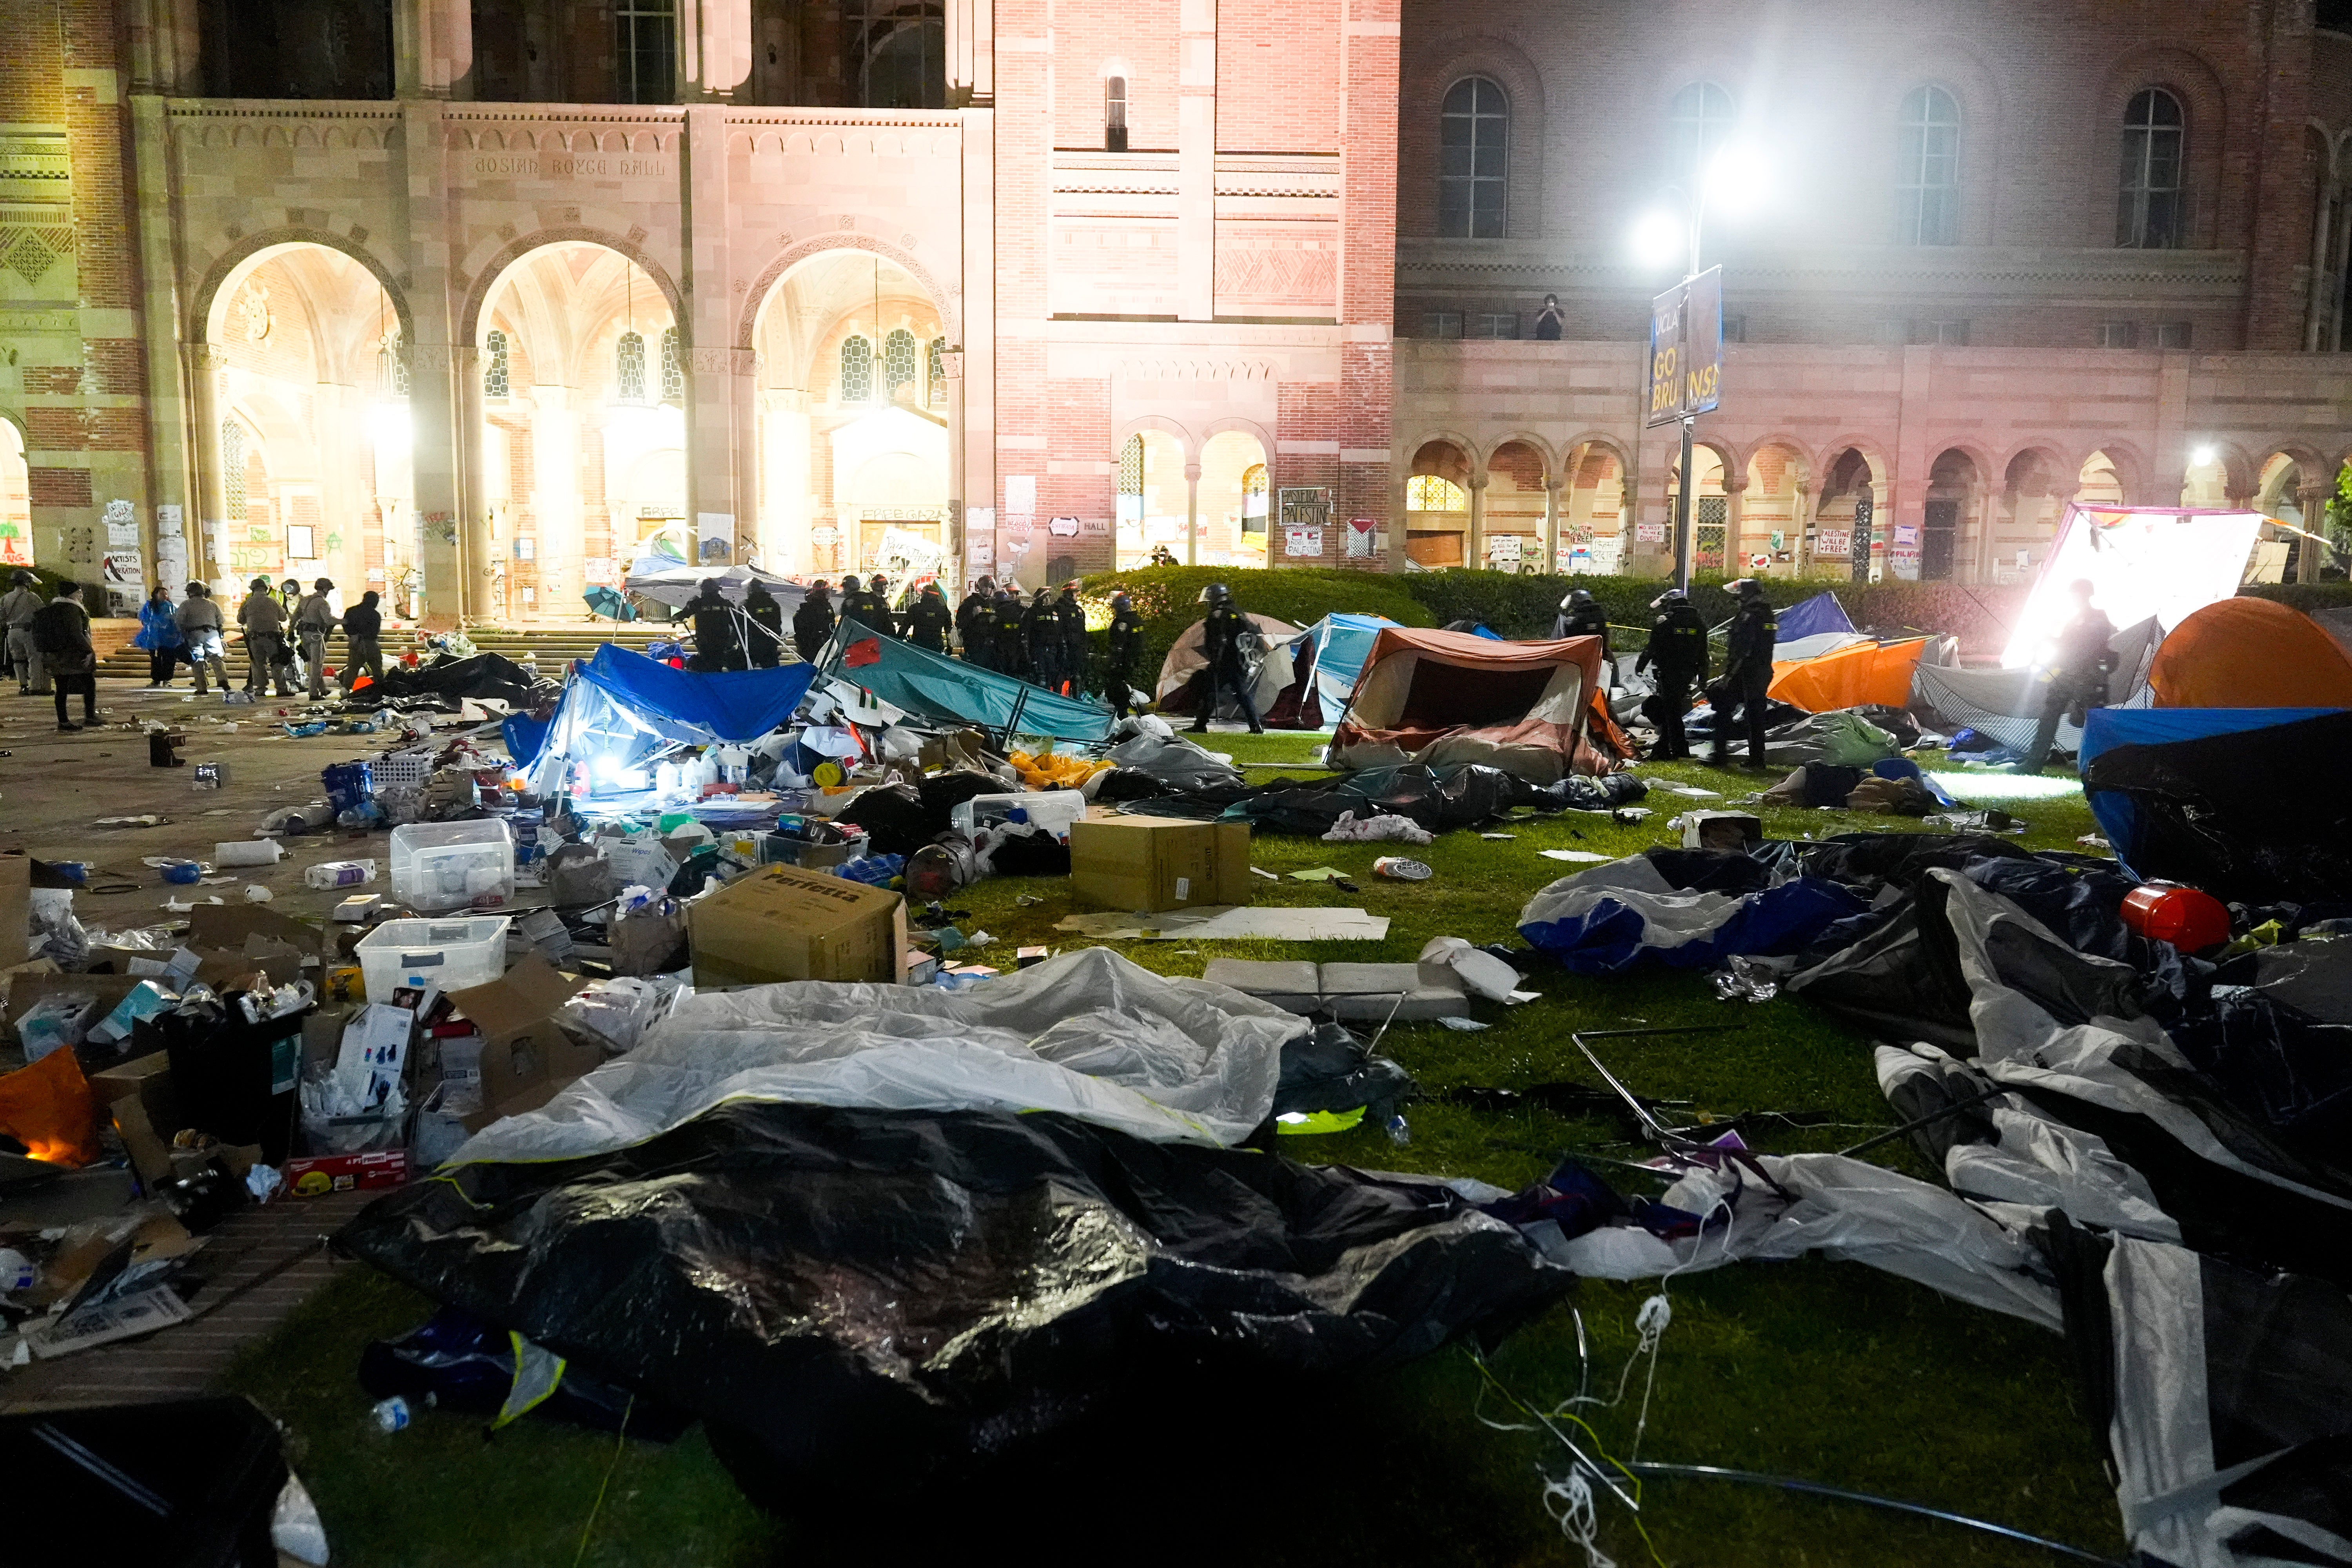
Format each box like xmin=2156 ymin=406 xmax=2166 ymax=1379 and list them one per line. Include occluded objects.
xmin=2149 ymin=597 xmax=2352 ymax=709
xmin=1768 ymin=637 xmax=1928 ymax=712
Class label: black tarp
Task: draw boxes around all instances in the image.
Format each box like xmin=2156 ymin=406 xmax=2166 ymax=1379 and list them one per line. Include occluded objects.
xmin=1119 ymin=761 xmax=1558 ymax=836
xmin=347 ymin=651 xmax=549 ymax=710
xmin=2083 ymin=709 xmax=2352 ymax=904
xmin=335 ymin=1102 xmax=1569 ymax=1491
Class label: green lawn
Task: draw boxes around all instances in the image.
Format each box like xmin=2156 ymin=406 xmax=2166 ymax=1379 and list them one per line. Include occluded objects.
xmin=222 ymin=735 xmax=2125 ymax=1567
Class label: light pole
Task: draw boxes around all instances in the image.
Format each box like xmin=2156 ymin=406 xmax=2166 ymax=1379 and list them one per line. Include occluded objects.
xmin=1635 ymin=147 xmax=1763 ymax=593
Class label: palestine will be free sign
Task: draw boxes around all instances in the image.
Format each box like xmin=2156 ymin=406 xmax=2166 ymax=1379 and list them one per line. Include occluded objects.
xmin=1645 ymin=265 xmax=1724 ymax=428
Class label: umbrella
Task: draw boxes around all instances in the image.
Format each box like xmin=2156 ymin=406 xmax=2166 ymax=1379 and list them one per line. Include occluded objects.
xmin=583 ymin=585 xmax=635 ymax=621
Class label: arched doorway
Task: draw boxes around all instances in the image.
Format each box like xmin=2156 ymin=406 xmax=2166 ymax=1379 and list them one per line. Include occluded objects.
xmin=1405 ymin=440 xmax=1473 ymax=567
xmin=202 ymin=243 xmax=403 ymax=616
xmin=750 ymin=251 xmax=947 ymax=584
xmin=0 ymin=420 xmax=31 ymax=569
xmin=1742 ymin=443 xmax=1809 ymax=577
xmin=1814 ymin=447 xmax=1887 ymax=582
xmin=1922 ymin=448 xmax=1983 ymax=582
xmin=1485 ymin=441 xmax=1548 ymax=572
xmin=1559 ymin=443 xmax=1627 ymax=573
xmin=473 ymin=241 xmax=679 ymax=622
xmin=1663 ymin=445 xmax=1730 ymax=577
xmin=1195 ymin=430 xmax=1267 ymax=568
xmin=1116 ymin=430 xmax=1189 ymax=571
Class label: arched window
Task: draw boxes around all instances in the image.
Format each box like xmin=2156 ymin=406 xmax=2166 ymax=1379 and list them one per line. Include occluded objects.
xmin=614 ymin=330 xmax=648 ymax=403
xmin=1896 ymin=86 xmax=1961 ymax=245
xmin=1668 ymin=82 xmax=1737 ymax=185
xmin=840 ymin=335 xmax=872 ymax=403
xmin=221 ymin=419 xmax=247 ymax=523
xmin=1241 ymin=463 xmax=1269 ymax=532
xmin=659 ymin=326 xmax=684 ymax=403
xmin=483 ymin=329 xmax=510 ymax=399
xmin=1439 ymin=77 xmax=1508 ymax=239
xmin=927 ymin=336 xmax=946 ymax=401
xmin=884 ymin=328 xmax=917 ymax=398
xmin=1105 ymin=74 xmax=1128 ymax=152
xmin=2118 ymin=88 xmax=2185 ymax=249
xmin=1118 ymin=434 xmax=1144 ymax=495
xmin=1407 ymin=474 xmax=1468 ymax=512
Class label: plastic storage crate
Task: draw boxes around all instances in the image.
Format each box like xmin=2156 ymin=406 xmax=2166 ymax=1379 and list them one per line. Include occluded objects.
xmin=354 ymin=915 xmax=511 ymax=999
xmin=390 ymin=819 xmax=515 ymax=911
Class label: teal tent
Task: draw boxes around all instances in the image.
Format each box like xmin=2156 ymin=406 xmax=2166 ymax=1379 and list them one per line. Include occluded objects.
xmin=826 ymin=627 xmax=1113 ymax=743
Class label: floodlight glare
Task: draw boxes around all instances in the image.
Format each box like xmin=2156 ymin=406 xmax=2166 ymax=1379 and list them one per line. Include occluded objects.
xmin=1705 ymin=145 xmax=1769 ymax=212
xmin=2191 ymin=445 xmax=2217 ymax=467
xmin=1632 ymin=210 xmax=1686 ymax=266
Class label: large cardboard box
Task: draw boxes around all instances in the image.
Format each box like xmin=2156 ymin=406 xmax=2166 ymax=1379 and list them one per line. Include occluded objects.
xmin=688 ymin=864 xmax=909 ymax=989
xmin=1069 ymin=814 xmax=1252 ymax=913
xmin=0 ymin=854 xmax=29 ymax=969
xmin=445 ymin=953 xmax=595 ymax=1132
xmin=87 ymin=1049 xmax=185 ymax=1185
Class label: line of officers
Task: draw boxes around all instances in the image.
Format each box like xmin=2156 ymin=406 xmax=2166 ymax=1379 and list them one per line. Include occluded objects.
xmin=683 ymin=573 xmax=1153 ymax=718
xmin=1559 ymin=579 xmax=1782 ymax=768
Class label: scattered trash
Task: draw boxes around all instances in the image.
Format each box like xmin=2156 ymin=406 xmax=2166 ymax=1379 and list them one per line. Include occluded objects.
xmin=372 ymin=1396 xmax=413 ymax=1433
xmin=1709 ymin=955 xmax=1781 ymax=1004
xmin=1539 ymin=849 xmax=1612 ymax=864
xmin=1372 ymin=856 xmax=1433 ymax=880
xmin=1437 ymin=1016 xmax=1491 ymax=1031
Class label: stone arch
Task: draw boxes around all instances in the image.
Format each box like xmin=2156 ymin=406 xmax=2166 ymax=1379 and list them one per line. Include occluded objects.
xmin=459 ymin=229 xmax=686 ymax=354
xmin=1480 ymin=431 xmax=1555 ymax=474
xmin=1200 ymin=414 xmax=1277 ymax=458
xmin=2074 ymin=440 xmax=2151 ymax=505
xmin=1814 ymin=437 xmax=1893 ymax=491
xmin=190 ymin=229 xmax=410 ymax=349
xmin=2182 ymin=437 xmax=2259 ymax=501
xmin=1115 ymin=414 xmax=1196 ymax=458
xmin=1561 ymin=430 xmax=1633 ymax=475
xmin=1407 ymin=434 xmax=1481 ymax=483
xmin=735 ymin=232 xmax=958 ymax=351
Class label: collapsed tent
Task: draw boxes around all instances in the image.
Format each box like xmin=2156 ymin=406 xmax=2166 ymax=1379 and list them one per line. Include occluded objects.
xmin=520 ymin=643 xmax=816 ymax=786
xmin=1768 ymin=637 xmax=1928 ymax=713
xmin=624 ymin=562 xmax=810 ymax=614
xmin=1153 ymin=612 xmax=1299 ymax=718
xmin=2080 ymin=706 xmax=2352 ymax=902
xmin=448 ymin=949 xmax=1293 ymax=1156
xmin=828 ymin=628 xmax=1113 ymax=743
xmin=337 ymin=948 xmax=1570 ymax=1481
xmin=2148 ymin=596 xmax=2352 ymax=709
xmin=2000 ymin=505 xmax=2266 ymax=669
xmin=348 ymin=651 xmax=550 ymax=711
xmin=1771 ymin=590 xmax=1876 ymax=664
xmin=1330 ymin=627 xmax=1606 ymax=783
xmin=1263 ymin=612 xmax=1399 ymax=729
xmin=1518 ymin=851 xmax=1869 ymax=975
xmin=1911 ymin=616 xmax=2161 ymax=755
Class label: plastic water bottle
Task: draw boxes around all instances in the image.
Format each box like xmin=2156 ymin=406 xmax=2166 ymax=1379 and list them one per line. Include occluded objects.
xmin=1385 ymin=1113 xmax=1412 ymax=1148
xmin=372 ymin=1396 xmax=411 ymax=1433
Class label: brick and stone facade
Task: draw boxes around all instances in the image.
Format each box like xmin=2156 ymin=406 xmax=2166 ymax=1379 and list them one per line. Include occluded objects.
xmin=0 ymin=0 xmax=2345 ymax=619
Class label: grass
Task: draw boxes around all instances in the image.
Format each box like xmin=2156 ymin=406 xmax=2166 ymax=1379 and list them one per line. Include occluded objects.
xmin=220 ymin=733 xmax=2127 ymax=1567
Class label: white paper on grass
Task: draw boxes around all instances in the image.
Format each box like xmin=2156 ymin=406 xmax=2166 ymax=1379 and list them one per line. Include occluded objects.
xmin=1417 ymin=936 xmax=1526 ymax=1003
xmin=1539 ymin=849 xmax=1612 ymax=863
xmin=2000 ymin=505 xmax=2265 ymax=669
xmin=447 ymin=947 xmax=1296 ymax=1164
xmin=1053 ymin=906 xmax=1391 ymax=941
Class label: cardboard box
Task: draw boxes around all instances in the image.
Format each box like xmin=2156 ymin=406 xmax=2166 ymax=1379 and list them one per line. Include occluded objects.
xmin=688 ymin=864 xmax=910 ymax=989
xmin=1069 ymin=815 xmax=1252 ymax=913
xmin=282 ymin=1149 xmax=409 ymax=1197
xmin=445 ymin=953 xmax=595 ymax=1131
xmin=87 ymin=1049 xmax=187 ymax=1187
xmin=0 ymin=854 xmax=30 ymax=967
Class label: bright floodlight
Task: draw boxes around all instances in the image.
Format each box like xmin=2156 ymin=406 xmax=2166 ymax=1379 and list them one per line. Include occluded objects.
xmin=1705 ymin=145 xmax=1769 ymax=212
xmin=1632 ymin=210 xmax=1685 ymax=266
xmin=2191 ymin=445 xmax=2217 ymax=467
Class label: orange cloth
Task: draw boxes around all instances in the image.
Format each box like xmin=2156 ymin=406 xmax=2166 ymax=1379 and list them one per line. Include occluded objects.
xmin=2149 ymin=597 xmax=2352 ymax=709
xmin=0 ymin=1046 xmax=103 ymax=1167
xmin=1769 ymin=639 xmax=1927 ymax=713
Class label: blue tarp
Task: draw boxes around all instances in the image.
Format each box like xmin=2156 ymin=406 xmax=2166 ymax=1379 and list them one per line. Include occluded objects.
xmin=1305 ymin=613 xmax=1398 ymax=713
xmin=576 ymin=644 xmax=816 ymax=741
xmin=2081 ymin=707 xmax=2342 ymax=882
xmin=1518 ymin=856 xmax=1868 ymax=976
xmin=1775 ymin=591 xmax=1855 ymax=643
xmin=833 ymin=629 xmax=1113 ymax=742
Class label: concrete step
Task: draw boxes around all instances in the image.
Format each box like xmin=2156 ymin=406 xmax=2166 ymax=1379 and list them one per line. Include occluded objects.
xmin=98 ymin=622 xmax=671 ymax=679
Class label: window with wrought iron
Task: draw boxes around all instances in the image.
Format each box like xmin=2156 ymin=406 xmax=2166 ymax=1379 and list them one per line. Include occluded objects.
xmin=844 ymin=0 xmax=944 ymax=109
xmin=483 ymin=329 xmax=511 ymax=399
xmin=221 ymin=419 xmax=247 ymax=522
xmin=614 ymin=0 xmax=677 ymax=104
xmin=1668 ymin=82 xmax=1736 ymax=188
xmin=2118 ymin=88 xmax=2185 ymax=249
xmin=884 ymin=328 xmax=917 ymax=399
xmin=840 ymin=335 xmax=873 ymax=403
xmin=1105 ymin=75 xmax=1128 ymax=152
xmin=1439 ymin=77 xmax=1508 ymax=238
xmin=377 ymin=330 xmax=408 ymax=398
xmin=1896 ymin=85 xmax=1961 ymax=245
xmin=927 ymin=336 xmax=946 ymax=401
xmin=615 ymin=330 xmax=648 ymax=403
xmin=659 ymin=327 xmax=684 ymax=403
xmin=1118 ymin=435 xmax=1144 ymax=496
xmin=1407 ymin=474 xmax=1468 ymax=512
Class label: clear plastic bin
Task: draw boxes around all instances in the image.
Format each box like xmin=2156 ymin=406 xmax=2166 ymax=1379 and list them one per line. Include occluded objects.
xmin=355 ymin=915 xmax=512 ymax=998
xmin=390 ymin=820 xmax=515 ymax=911
xmin=947 ymin=791 xmax=1089 ymax=842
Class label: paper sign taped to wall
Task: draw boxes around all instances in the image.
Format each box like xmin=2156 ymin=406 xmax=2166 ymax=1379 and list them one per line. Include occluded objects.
xmin=1635 ymin=522 xmax=1667 ymax=543
xmin=1004 ymin=477 xmax=1035 ymax=515
xmin=1284 ymin=528 xmax=1322 ymax=557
